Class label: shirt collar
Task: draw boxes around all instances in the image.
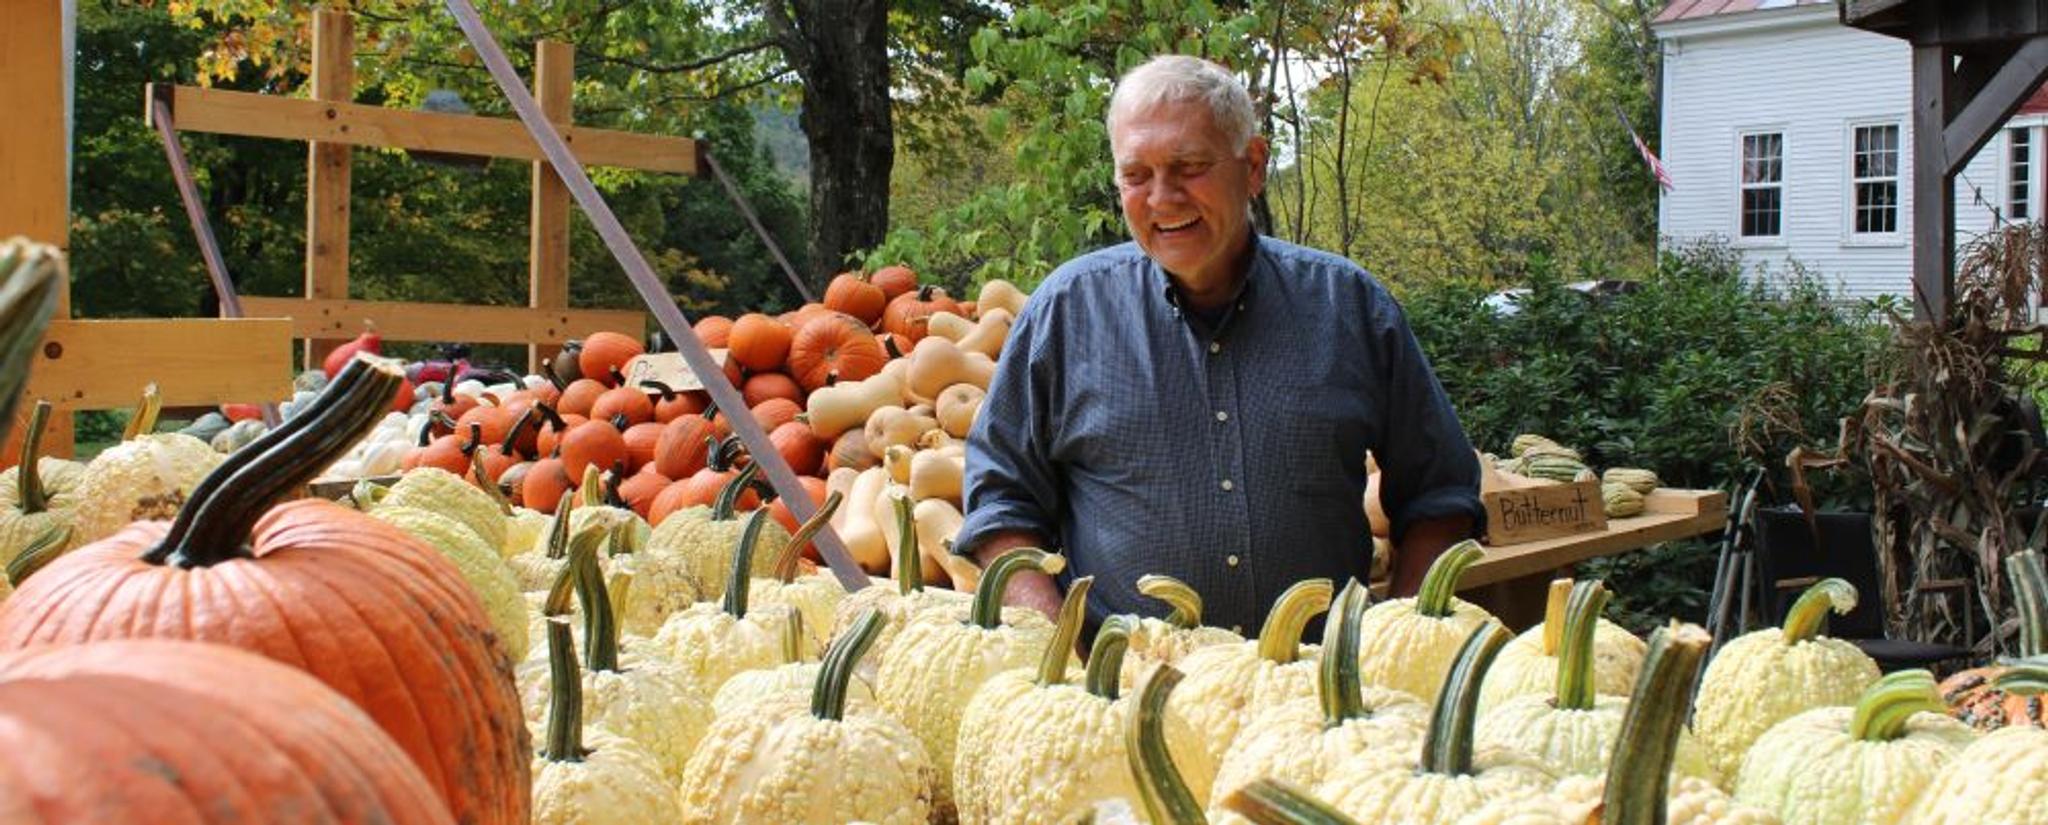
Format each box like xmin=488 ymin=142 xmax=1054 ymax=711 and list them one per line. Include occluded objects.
xmin=1156 ymin=231 xmax=1265 ymax=320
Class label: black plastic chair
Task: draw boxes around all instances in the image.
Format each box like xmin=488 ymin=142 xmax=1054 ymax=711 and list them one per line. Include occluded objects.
xmin=1753 ymin=506 xmax=1972 ymax=672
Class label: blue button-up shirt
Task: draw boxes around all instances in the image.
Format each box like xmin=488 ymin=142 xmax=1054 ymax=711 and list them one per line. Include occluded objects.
xmin=956 ymin=235 xmax=1485 ymax=633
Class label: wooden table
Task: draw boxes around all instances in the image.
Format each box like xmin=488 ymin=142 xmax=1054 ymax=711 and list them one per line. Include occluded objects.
xmin=1374 ymin=488 xmax=1729 ymax=629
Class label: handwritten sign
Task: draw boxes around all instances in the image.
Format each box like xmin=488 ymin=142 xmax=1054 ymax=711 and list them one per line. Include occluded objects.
xmin=1484 ymin=478 xmax=1607 ymax=546
xmin=622 ymin=349 xmax=728 ymax=393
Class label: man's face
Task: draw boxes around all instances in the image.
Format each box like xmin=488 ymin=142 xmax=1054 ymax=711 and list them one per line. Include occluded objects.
xmin=1112 ymin=99 xmax=1269 ymax=288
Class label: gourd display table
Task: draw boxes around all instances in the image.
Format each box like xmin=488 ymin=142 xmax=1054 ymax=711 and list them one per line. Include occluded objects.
xmin=1374 ymin=488 xmax=1728 ymax=628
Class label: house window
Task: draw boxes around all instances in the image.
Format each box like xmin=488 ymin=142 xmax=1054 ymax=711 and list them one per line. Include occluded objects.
xmin=1740 ymin=131 xmax=1783 ymax=238
xmin=1852 ymin=124 xmax=1900 ymax=234
xmin=2011 ymin=127 xmax=2032 ymax=221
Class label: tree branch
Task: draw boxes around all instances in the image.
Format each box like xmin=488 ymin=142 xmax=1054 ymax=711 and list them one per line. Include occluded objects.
xmin=593 ymin=40 xmax=779 ymax=74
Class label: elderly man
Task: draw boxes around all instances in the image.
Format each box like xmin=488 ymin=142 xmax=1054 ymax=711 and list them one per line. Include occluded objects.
xmin=954 ymin=55 xmax=1484 ymax=633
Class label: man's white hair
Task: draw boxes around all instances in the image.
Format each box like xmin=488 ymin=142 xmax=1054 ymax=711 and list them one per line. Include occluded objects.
xmin=1107 ymin=55 xmax=1258 ymax=155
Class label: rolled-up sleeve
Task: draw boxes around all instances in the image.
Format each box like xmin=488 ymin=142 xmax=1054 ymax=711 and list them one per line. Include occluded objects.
xmin=1368 ymin=287 xmax=1487 ymax=543
xmin=955 ymin=299 xmax=1065 ymax=557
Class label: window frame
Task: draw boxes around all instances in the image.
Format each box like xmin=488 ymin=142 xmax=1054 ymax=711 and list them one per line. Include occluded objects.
xmin=2010 ymin=125 xmax=2034 ymax=223
xmin=1736 ymin=127 xmax=1787 ymax=243
xmin=1845 ymin=120 xmax=1903 ymax=240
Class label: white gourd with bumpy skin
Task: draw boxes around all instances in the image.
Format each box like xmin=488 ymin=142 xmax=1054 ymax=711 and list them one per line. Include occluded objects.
xmin=1478 ymin=578 xmax=1646 ymax=716
xmin=1733 ymin=669 xmax=1976 ymax=825
xmin=370 ymin=505 xmax=529 ymax=661
xmin=1453 ymin=623 xmax=1781 ymax=825
xmin=651 ymin=509 xmax=805 ymax=693
xmin=1694 ymin=578 xmax=1880 ymax=778
xmin=380 ymin=465 xmax=508 ymax=552
xmin=1118 ymin=574 xmax=1246 ymax=691
xmin=711 ymin=607 xmax=878 ymax=719
xmin=1208 ymin=580 xmax=1427 ymax=824
xmin=874 ymin=549 xmax=1066 ymax=822
xmin=0 ymin=402 xmax=76 ymax=591
xmin=1354 ymin=541 xmax=1498 ymax=709
xmin=1165 ymin=579 xmax=1332 ymax=790
xmin=677 ymin=609 xmax=935 ymax=825
xmin=747 ymin=492 xmax=851 ymax=653
xmin=1477 ymin=580 xmax=1717 ymax=784
xmin=71 ymin=386 xmax=224 ymax=546
xmin=632 ymin=464 xmax=789 ymax=634
xmin=528 ymin=615 xmax=682 ymax=825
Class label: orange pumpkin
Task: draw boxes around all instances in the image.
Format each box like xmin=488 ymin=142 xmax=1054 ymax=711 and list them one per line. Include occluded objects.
xmin=521 ymin=457 xmax=574 ymax=515
xmin=693 ymin=316 xmax=734 ymax=348
xmin=653 ymin=408 xmax=730 ymax=480
xmin=742 ymin=371 xmax=804 ymax=408
xmin=766 ymin=474 xmax=831 ymax=540
xmin=555 ymin=377 xmax=606 ymax=418
xmin=577 ymin=331 xmax=643 ymax=385
xmin=589 ymin=370 xmax=655 ymax=426
xmin=877 ymin=332 xmax=913 ymax=359
xmin=616 ymin=466 xmax=671 ymax=520
xmin=457 ymin=402 xmax=516 ymax=447
xmin=644 ymin=381 xmax=709 ymax=422
xmin=533 ymin=406 xmax=587 ymax=459
xmin=825 ymin=271 xmax=888 ymax=326
xmin=872 ymin=264 xmax=919 ymax=299
xmin=729 ymin=313 xmax=794 ymax=372
xmin=558 ymin=419 xmax=627 ymax=481
xmin=787 ymin=312 xmax=889 ymax=392
xmin=782 ymin=302 xmax=834 ymax=334
xmin=0 ymin=358 xmax=530 ymax=825
xmin=881 ymin=284 xmax=962 ymax=343
xmin=770 ymin=420 xmax=827 ymax=477
xmin=621 ymin=420 xmax=664 ymax=474
xmin=752 ymin=397 xmax=803 ymax=432
xmin=0 ymin=639 xmax=456 ymax=825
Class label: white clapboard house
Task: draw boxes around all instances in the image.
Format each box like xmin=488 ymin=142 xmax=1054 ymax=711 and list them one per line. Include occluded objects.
xmin=1653 ymin=0 xmax=2045 ymax=302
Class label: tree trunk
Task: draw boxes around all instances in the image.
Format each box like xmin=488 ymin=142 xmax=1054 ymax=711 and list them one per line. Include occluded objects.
xmin=765 ymin=0 xmax=894 ymax=289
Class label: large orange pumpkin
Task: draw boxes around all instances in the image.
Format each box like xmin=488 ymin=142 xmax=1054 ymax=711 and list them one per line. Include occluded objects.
xmin=577 ymin=331 xmax=643 ymax=385
xmin=881 ymin=284 xmax=963 ymax=343
xmin=770 ymin=420 xmax=827 ymax=477
xmin=0 ymin=639 xmax=455 ymax=825
xmin=589 ymin=370 xmax=655 ymax=426
xmin=0 ymin=357 xmax=529 ymax=825
xmin=693 ymin=316 xmax=734 ymax=348
xmin=787 ymin=312 xmax=889 ymax=392
xmin=653 ymin=407 xmax=730 ymax=480
xmin=742 ymin=371 xmax=804 ymax=408
xmin=729 ymin=313 xmax=794 ymax=372
xmin=872 ymin=264 xmax=919 ymax=299
xmin=825 ymin=271 xmax=888 ymax=326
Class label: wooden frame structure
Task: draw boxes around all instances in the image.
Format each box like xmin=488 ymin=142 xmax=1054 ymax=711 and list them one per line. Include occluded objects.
xmin=1843 ymin=0 xmax=2048 ymax=320
xmin=148 ymin=7 xmax=683 ymax=373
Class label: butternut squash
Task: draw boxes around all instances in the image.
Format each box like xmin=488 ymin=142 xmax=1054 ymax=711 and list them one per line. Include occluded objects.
xmin=876 ymin=485 xmax=945 ymax=586
xmin=955 ymin=308 xmax=1013 ymax=359
xmin=882 ymin=444 xmax=915 ymax=485
xmin=935 ymin=383 xmax=985 ymax=439
xmin=926 ymin=311 xmax=975 ymax=343
xmin=976 ymin=278 xmax=1029 ymax=319
xmin=865 ymin=405 xmax=939 ymax=459
xmin=905 ymin=336 xmax=996 ymax=404
xmin=909 ymin=448 xmax=964 ymax=504
xmin=838 ymin=466 xmax=892 ymax=572
xmin=913 ymin=498 xmax=981 ymax=591
xmin=917 ymin=429 xmax=955 ymax=451
xmin=805 ymin=358 xmax=907 ymax=439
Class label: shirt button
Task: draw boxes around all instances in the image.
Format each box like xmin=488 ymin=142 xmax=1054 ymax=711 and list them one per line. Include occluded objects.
xmin=1231 ymin=624 xmax=1245 ymax=634
xmin=1214 ymin=411 xmax=1229 ymax=422
xmin=1226 ymin=554 xmax=1241 ymax=567
xmin=1208 ymin=341 xmax=1222 ymax=354
xmin=1220 ymin=479 xmax=1234 ymax=491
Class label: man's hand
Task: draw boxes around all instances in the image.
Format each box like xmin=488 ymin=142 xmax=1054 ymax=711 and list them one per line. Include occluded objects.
xmin=1388 ymin=515 xmax=1475 ymax=597
xmin=971 ymin=528 xmax=1063 ymax=621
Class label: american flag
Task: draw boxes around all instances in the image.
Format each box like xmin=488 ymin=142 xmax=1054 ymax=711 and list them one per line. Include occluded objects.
xmin=1619 ymin=107 xmax=1675 ymax=193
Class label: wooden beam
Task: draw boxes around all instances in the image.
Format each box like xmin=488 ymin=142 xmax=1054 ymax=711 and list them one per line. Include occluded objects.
xmin=305 ymin=7 xmax=353 ymax=371
xmin=1913 ymin=43 xmax=1958 ymax=321
xmin=24 ymin=319 xmax=294 ymax=410
xmin=1 ymin=1 xmax=74 ymax=459
xmin=240 ymin=297 xmax=643 ymax=346
xmin=529 ymin=40 xmax=573 ymax=374
xmin=146 ymin=84 xmax=702 ymax=176
xmin=1944 ymin=36 xmax=2048 ymax=176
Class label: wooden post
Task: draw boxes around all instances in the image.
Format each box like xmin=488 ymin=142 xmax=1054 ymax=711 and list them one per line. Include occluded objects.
xmin=529 ymin=40 xmax=573 ymax=374
xmin=305 ymin=7 xmax=353 ymax=370
xmin=0 ymin=0 xmax=75 ymax=457
xmin=1912 ymin=43 xmax=1956 ymax=322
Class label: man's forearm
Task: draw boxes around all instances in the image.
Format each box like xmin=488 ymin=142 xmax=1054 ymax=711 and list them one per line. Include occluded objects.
xmin=1388 ymin=515 xmax=1475 ymax=598
xmin=970 ymin=528 xmax=1064 ymax=619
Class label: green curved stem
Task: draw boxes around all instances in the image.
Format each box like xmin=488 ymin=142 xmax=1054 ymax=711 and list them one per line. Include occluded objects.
xmin=1540 ymin=578 xmax=1572 ymax=656
xmin=1320 ymin=579 xmax=1371 ymax=727
xmin=544 ymin=490 xmax=576 ymax=559
xmin=1036 ymin=576 xmax=1093 ymax=687
xmin=720 ymin=509 xmax=771 ymax=620
xmin=16 ymin=400 xmax=50 ymax=514
xmin=2011 ymin=551 xmax=2046 ymax=658
xmin=781 ymin=605 xmax=805 ymax=665
xmin=1126 ymin=665 xmax=1206 ymax=825
xmin=543 ymin=525 xmax=605 ymax=617
xmin=1850 ymin=669 xmax=1942 ymax=742
xmin=894 ymin=491 xmax=922 ymax=596
xmin=123 ymin=383 xmax=160 ymax=441
xmin=711 ymin=461 xmax=759 ymax=520
xmin=777 ymin=490 xmax=842 ymax=582
xmin=5 ymin=523 xmax=72 ymax=586
xmin=1995 ymin=656 xmax=2048 ymax=695
xmin=814 ymin=608 xmax=885 ymax=721
xmin=172 ymin=360 xmax=373 ymax=542
xmin=1220 ymin=778 xmax=1361 ymax=825
xmin=347 ymin=479 xmax=388 ymax=511
xmin=1603 ymin=622 xmax=1712 ymax=825
xmin=1257 ymin=578 xmax=1334 ymax=664
xmin=470 ymin=445 xmax=513 ymax=516
xmin=1555 ymin=580 xmax=1612 ymax=711
xmin=1419 ymin=621 xmax=1513 ymax=776
xmin=147 ymin=357 xmax=399 ymax=568
xmin=608 ymin=518 xmax=646 ymax=557
xmin=1416 ymin=540 xmax=1485 ymax=618
xmin=573 ymin=528 xmax=620 ymax=674
xmin=1086 ymin=615 xmax=1136 ymax=701
xmin=578 ymin=462 xmax=606 ymax=509
xmin=1138 ymin=574 xmax=1204 ymax=629
xmin=1782 ymin=578 xmax=1857 ymax=643
xmin=539 ymin=618 xmax=587 ymax=763
xmin=970 ymin=548 xmax=1065 ymax=629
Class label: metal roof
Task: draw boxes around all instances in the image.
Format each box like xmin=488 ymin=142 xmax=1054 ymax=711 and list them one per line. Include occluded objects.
xmin=1653 ymin=0 xmax=1833 ymax=25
